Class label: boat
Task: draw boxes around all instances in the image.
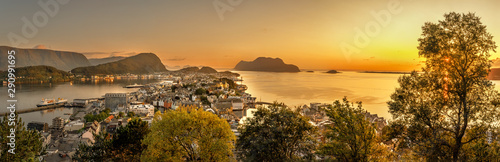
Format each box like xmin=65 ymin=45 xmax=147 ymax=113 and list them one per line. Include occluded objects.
xmin=36 ymin=98 xmax=68 ymax=107
xmin=56 ymin=98 xmax=68 ymax=104
xmin=37 ymin=98 xmax=55 ymax=107
xmin=125 ymin=83 xmax=145 ymax=88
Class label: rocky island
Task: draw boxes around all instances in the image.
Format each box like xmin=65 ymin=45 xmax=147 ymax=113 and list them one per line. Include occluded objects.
xmin=488 ymin=68 xmax=500 ymax=80
xmin=326 ymin=70 xmax=340 ymax=74
xmin=234 ymin=57 xmax=300 ymax=72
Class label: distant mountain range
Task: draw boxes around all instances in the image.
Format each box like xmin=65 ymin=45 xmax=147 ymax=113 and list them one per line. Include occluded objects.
xmin=234 ymin=57 xmax=300 ymax=72
xmin=71 ymin=53 xmax=167 ymax=75
xmin=488 ymin=68 xmax=500 ymax=80
xmin=0 ymin=46 xmax=90 ymax=71
xmin=88 ymin=56 xmax=126 ymax=65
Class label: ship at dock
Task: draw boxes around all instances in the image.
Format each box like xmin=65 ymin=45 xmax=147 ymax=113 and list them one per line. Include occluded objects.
xmin=37 ymin=98 xmax=68 ymax=107
xmin=124 ymin=83 xmax=145 ymax=88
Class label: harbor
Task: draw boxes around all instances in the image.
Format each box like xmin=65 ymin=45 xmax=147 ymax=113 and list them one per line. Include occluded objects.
xmin=1 ymin=103 xmax=66 ymax=116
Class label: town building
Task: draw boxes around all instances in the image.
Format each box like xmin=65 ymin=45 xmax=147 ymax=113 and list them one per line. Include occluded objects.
xmin=128 ymin=104 xmax=155 ymax=117
xmin=64 ymin=120 xmax=85 ymax=132
xmin=73 ymin=99 xmax=89 ymax=107
xmin=52 ymin=117 xmax=65 ymax=129
xmin=105 ymin=93 xmax=128 ymax=111
xmin=27 ymin=121 xmax=49 ymax=132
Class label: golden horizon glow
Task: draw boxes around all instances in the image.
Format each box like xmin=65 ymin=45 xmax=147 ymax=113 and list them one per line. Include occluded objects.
xmin=1 ymin=0 xmax=500 ymax=71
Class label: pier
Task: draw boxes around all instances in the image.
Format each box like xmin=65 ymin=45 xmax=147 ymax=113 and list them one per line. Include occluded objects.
xmin=0 ymin=103 xmax=67 ymax=116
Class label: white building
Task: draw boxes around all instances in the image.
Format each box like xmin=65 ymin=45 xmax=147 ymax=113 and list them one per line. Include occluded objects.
xmin=64 ymin=120 xmax=84 ymax=132
xmin=128 ymin=104 xmax=155 ymax=117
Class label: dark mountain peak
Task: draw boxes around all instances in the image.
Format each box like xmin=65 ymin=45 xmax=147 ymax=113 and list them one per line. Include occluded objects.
xmin=178 ymin=66 xmax=200 ymax=72
xmin=253 ymin=57 xmax=285 ymax=64
xmin=199 ymin=66 xmax=218 ymax=73
xmin=0 ymin=46 xmax=91 ymax=71
xmin=234 ymin=57 xmax=300 ymax=72
xmin=71 ymin=53 xmax=167 ymax=75
xmin=88 ymin=56 xmax=126 ymax=65
xmin=176 ymin=66 xmax=218 ymax=73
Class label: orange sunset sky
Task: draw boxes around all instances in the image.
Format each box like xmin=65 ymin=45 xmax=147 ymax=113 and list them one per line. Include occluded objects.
xmin=1 ymin=0 xmax=500 ymax=71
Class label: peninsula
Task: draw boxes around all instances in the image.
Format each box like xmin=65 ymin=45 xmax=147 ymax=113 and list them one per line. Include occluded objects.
xmin=71 ymin=53 xmax=167 ymax=75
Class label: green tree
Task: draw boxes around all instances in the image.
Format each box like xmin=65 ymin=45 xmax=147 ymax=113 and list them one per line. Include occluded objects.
xmin=388 ymin=12 xmax=499 ymax=161
xmin=74 ymin=132 xmax=113 ymax=161
xmin=112 ymin=118 xmax=150 ymax=161
xmin=318 ymin=97 xmax=388 ymax=161
xmin=127 ymin=111 xmax=135 ymax=117
xmin=118 ymin=111 xmax=124 ymax=119
xmin=141 ymin=105 xmax=235 ymax=161
xmin=74 ymin=119 xmax=150 ymax=161
xmin=0 ymin=114 xmax=45 ymax=161
xmin=84 ymin=110 xmax=110 ymax=122
xmin=220 ymin=78 xmax=236 ymax=89
xmin=236 ymin=102 xmax=317 ymax=161
xmin=195 ymin=88 xmax=207 ymax=95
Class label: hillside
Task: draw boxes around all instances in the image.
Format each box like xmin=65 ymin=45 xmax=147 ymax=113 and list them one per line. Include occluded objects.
xmin=0 ymin=65 xmax=72 ymax=83
xmin=71 ymin=53 xmax=167 ymax=75
xmin=489 ymin=68 xmax=500 ymax=80
xmin=88 ymin=56 xmax=126 ymax=65
xmin=234 ymin=57 xmax=300 ymax=72
xmin=175 ymin=66 xmax=218 ymax=73
xmin=198 ymin=66 xmax=218 ymax=73
xmin=0 ymin=46 xmax=91 ymax=71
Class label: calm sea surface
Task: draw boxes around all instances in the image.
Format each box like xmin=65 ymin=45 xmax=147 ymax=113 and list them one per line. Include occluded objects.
xmin=235 ymin=71 xmax=500 ymax=120
xmin=2 ymin=71 xmax=500 ymax=125
xmin=235 ymin=71 xmax=401 ymax=119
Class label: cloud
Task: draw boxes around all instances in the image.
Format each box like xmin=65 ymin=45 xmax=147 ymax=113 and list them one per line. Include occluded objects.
xmin=164 ymin=57 xmax=186 ymax=61
xmin=83 ymin=51 xmax=137 ymax=58
xmin=363 ymin=56 xmax=375 ymax=61
xmin=33 ymin=44 xmax=48 ymax=49
xmin=492 ymin=58 xmax=500 ymax=68
xmin=111 ymin=52 xmax=137 ymax=57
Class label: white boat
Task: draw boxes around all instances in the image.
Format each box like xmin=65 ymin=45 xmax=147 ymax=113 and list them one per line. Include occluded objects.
xmin=37 ymin=98 xmax=56 ymax=107
xmin=36 ymin=98 xmax=68 ymax=107
xmin=125 ymin=83 xmax=144 ymax=88
xmin=56 ymin=98 xmax=68 ymax=104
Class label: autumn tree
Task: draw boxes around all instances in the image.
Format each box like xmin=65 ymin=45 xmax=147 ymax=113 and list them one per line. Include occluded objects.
xmin=112 ymin=118 xmax=150 ymax=161
xmin=236 ymin=102 xmax=317 ymax=161
xmin=318 ymin=97 xmax=390 ymax=161
xmin=74 ymin=132 xmax=113 ymax=161
xmin=388 ymin=12 xmax=499 ymax=161
xmin=0 ymin=114 xmax=45 ymax=161
xmin=141 ymin=105 xmax=235 ymax=161
xmin=74 ymin=118 xmax=149 ymax=161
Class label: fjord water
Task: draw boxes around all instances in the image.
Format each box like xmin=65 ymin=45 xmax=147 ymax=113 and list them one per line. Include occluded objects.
xmin=3 ymin=72 xmax=500 ymax=124
xmin=236 ymin=71 xmax=500 ymax=120
xmin=0 ymin=80 xmax=158 ymax=124
xmin=235 ymin=71 xmax=401 ymax=119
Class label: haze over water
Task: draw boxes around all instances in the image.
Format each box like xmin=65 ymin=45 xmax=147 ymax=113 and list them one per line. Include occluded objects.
xmin=237 ymin=71 xmax=401 ymax=119
xmin=4 ymin=72 xmax=500 ymax=124
xmin=0 ymin=80 xmax=159 ymax=124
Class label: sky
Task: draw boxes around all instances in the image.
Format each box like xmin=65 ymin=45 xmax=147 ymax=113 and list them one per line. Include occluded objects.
xmin=1 ymin=0 xmax=500 ymax=71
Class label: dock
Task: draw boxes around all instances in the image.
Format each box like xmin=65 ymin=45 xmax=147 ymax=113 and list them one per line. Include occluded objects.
xmin=0 ymin=103 xmax=67 ymax=116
